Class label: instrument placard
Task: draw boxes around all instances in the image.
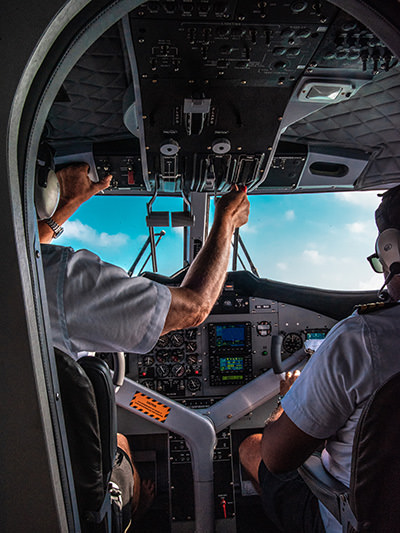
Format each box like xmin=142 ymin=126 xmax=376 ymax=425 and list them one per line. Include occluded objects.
xmin=130 ymin=391 xmax=171 ymax=422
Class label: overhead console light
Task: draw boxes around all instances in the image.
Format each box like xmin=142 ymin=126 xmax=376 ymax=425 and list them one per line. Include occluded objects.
xmin=298 ymin=81 xmax=356 ymax=103
xmin=306 ymin=85 xmax=342 ymax=101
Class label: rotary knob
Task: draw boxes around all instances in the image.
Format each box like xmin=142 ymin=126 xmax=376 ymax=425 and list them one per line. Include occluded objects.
xmin=160 ymin=139 xmax=180 ymax=156
xmin=212 ymin=138 xmax=231 ymax=154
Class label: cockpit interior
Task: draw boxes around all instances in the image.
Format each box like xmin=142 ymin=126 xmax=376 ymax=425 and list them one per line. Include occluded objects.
xmin=3 ymin=0 xmax=400 ymax=531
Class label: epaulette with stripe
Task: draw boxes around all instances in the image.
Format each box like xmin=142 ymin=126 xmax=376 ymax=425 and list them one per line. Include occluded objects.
xmin=354 ymin=301 xmax=399 ymax=314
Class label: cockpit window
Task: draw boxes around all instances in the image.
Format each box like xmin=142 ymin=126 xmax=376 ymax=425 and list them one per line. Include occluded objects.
xmin=58 ymin=191 xmax=382 ymax=291
xmin=212 ymin=191 xmax=383 ymax=291
xmin=56 ymin=195 xmax=184 ymax=276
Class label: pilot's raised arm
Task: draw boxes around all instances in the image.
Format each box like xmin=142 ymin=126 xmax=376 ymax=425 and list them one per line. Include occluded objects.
xmin=239 ymin=185 xmax=400 ymax=533
xmin=39 ymin=164 xmax=249 ymax=359
xmin=162 ymin=186 xmax=249 ymax=334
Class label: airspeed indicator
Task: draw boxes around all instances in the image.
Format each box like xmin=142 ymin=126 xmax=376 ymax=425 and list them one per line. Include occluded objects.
xmin=282 ymin=332 xmax=303 ymax=354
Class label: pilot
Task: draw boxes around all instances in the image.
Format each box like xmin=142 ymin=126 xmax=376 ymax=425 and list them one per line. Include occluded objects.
xmin=239 ymin=185 xmax=400 ymax=533
xmin=38 ymin=163 xmax=249 ymax=530
xmin=39 ymin=163 xmax=250 ymax=359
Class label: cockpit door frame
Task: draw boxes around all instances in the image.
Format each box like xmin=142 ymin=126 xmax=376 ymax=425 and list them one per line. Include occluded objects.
xmin=2 ymin=0 xmax=400 ymax=531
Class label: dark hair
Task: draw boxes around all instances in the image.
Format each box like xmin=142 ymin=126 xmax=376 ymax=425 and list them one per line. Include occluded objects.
xmin=375 ymin=185 xmax=400 ymax=232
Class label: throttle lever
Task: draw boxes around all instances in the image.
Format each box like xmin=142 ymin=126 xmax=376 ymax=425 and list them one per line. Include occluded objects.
xmin=271 ymin=334 xmax=285 ymax=378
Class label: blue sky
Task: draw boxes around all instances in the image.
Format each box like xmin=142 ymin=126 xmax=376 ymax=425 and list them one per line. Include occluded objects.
xmin=56 ymin=191 xmax=383 ymax=292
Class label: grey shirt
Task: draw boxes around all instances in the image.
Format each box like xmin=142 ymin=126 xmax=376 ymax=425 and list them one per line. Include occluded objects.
xmin=42 ymin=244 xmax=171 ymax=359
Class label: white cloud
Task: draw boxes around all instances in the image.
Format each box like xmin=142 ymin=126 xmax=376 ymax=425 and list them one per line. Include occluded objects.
xmin=345 ymin=218 xmax=379 ymax=242
xmin=358 ymin=273 xmax=382 ymax=291
xmin=285 ymin=209 xmax=295 ymax=221
xmin=240 ymin=224 xmax=257 ymax=234
xmin=62 ymin=220 xmax=129 ymax=248
xmin=337 ymin=191 xmax=382 ymax=210
xmin=303 ymin=249 xmax=326 ymax=265
xmin=347 ymin=221 xmax=367 ymax=234
xmin=137 ymin=233 xmax=149 ymax=244
xmin=277 ymin=262 xmax=288 ymax=270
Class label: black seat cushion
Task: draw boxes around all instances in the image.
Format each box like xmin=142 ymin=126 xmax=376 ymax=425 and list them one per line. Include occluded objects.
xmin=350 ymin=371 xmax=400 ymax=531
xmin=54 ymin=349 xmax=105 ymax=519
xmin=78 ymin=356 xmax=117 ymax=487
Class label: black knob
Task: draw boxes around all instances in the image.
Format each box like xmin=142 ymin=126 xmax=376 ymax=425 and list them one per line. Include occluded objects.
xmin=290 ymin=1 xmax=308 ymax=13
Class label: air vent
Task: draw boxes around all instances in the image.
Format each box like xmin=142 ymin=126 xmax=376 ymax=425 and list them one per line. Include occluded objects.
xmin=309 ymin=161 xmax=348 ymax=177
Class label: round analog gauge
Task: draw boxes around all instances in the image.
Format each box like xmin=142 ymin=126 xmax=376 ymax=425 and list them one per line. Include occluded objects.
xmin=185 ymin=328 xmax=197 ymax=340
xmin=186 ymin=341 xmax=197 ymax=353
xmin=156 ymin=350 xmax=169 ymax=363
xmin=156 ymin=363 xmax=170 ymax=377
xmin=282 ymin=332 xmax=303 ymax=354
xmin=170 ymin=349 xmax=184 ymax=362
xmin=171 ymin=363 xmax=186 ymax=378
xmin=141 ymin=379 xmax=154 ymax=390
xmin=170 ymin=332 xmax=184 ymax=347
xmin=142 ymin=355 xmax=154 ymax=366
xmin=187 ymin=377 xmax=201 ymax=392
xmin=157 ymin=335 xmax=169 ymax=348
xmin=187 ymin=353 xmax=198 ymax=365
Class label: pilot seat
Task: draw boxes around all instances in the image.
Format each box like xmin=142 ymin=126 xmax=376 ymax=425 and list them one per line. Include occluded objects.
xmin=298 ymin=371 xmax=400 ymax=532
xmin=55 ymin=348 xmax=124 ymax=532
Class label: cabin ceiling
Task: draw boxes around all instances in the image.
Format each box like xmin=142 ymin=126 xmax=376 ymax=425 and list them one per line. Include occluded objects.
xmin=45 ymin=0 xmax=400 ymax=195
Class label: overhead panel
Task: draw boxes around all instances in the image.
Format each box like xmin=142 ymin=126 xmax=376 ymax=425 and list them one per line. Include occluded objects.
xmin=127 ymin=0 xmax=338 ymax=192
xmin=45 ymin=0 xmax=398 ymax=194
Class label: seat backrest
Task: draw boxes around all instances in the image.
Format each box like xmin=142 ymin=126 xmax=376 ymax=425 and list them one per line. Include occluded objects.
xmin=349 ymin=370 xmax=400 ymax=531
xmin=79 ymin=356 xmax=117 ymax=488
xmin=299 ymin=370 xmax=400 ymax=532
xmin=55 ymin=349 xmax=117 ymax=532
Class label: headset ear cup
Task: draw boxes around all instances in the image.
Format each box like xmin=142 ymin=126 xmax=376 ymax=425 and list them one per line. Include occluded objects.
xmin=376 ymin=228 xmax=400 ymax=274
xmin=35 ymin=142 xmax=60 ymax=220
xmin=35 ymin=168 xmax=60 ymax=220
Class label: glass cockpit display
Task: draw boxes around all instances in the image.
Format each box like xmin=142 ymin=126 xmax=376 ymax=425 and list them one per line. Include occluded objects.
xmin=208 ymin=323 xmax=253 ymax=386
xmin=215 ymin=324 xmax=246 ymax=349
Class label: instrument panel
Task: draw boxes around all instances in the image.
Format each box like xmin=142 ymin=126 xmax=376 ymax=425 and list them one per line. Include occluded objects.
xmin=127 ymin=285 xmax=337 ymax=397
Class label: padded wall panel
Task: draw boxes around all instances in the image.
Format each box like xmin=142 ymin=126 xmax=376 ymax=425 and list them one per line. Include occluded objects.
xmin=283 ymin=66 xmax=400 ymax=187
xmin=48 ymin=24 xmax=129 ymax=143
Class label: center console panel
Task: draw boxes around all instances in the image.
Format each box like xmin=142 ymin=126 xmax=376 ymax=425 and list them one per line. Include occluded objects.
xmin=126 ymin=278 xmax=337 ymax=398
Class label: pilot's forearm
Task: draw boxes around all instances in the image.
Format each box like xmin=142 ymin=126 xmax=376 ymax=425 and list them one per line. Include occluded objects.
xmin=37 ymin=197 xmax=83 ymax=243
xmin=163 ymin=216 xmax=236 ymax=333
xmin=162 ymin=188 xmax=249 ymax=333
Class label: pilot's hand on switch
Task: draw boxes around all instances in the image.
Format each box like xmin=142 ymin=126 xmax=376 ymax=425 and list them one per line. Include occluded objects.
xmin=214 ymin=184 xmax=250 ymax=229
xmin=57 ymin=163 xmax=112 ymax=208
xmin=280 ymin=370 xmax=300 ymax=396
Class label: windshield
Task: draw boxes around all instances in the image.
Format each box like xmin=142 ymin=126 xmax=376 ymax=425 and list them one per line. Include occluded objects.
xmin=56 ymin=191 xmax=382 ymax=291
xmin=230 ymin=191 xmax=383 ymax=291
xmin=56 ymin=195 xmax=185 ymax=276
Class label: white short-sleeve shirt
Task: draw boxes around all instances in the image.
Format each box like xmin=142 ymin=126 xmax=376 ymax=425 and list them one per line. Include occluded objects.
xmin=41 ymin=244 xmax=171 ymax=359
xmin=281 ymin=304 xmax=400 ymax=532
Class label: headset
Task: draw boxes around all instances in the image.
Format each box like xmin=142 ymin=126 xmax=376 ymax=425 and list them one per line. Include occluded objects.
xmin=376 ymin=228 xmax=400 ymax=297
xmin=35 ymin=141 xmax=60 ymax=220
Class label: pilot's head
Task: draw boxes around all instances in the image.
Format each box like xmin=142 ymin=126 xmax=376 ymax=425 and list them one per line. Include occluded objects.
xmin=374 ymin=185 xmax=400 ymax=300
